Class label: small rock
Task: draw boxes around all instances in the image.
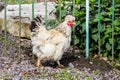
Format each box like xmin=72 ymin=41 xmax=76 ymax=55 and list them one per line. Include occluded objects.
xmin=89 ymin=62 xmax=93 ymax=64
xmin=69 ymin=63 xmax=74 ymax=68
xmin=13 ymin=75 xmax=21 ymax=80
xmin=77 ymin=55 xmax=81 ymax=58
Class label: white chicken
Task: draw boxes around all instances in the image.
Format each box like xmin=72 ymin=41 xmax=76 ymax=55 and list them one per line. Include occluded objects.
xmin=30 ymin=15 xmax=75 ymax=68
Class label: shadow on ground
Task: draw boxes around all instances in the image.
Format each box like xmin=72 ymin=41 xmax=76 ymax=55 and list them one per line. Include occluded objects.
xmin=22 ymin=44 xmax=115 ymax=74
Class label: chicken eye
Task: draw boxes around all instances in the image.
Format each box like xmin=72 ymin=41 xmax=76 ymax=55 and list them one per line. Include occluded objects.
xmin=68 ymin=21 xmax=73 ymax=23
xmin=68 ymin=21 xmax=71 ymax=23
xmin=68 ymin=20 xmax=74 ymax=23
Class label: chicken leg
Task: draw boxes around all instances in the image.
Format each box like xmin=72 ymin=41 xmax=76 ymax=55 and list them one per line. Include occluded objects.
xmin=36 ymin=57 xmax=41 ymax=67
xmin=56 ymin=61 xmax=64 ymax=68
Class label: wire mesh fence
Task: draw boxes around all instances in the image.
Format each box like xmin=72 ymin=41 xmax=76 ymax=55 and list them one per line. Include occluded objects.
xmin=0 ymin=0 xmax=117 ymax=63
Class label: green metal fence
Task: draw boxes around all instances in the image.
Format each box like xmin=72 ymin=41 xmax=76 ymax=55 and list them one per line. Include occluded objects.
xmin=1 ymin=0 xmax=116 ymax=63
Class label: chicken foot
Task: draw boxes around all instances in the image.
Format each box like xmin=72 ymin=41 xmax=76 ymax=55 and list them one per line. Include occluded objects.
xmin=56 ymin=61 xmax=64 ymax=68
xmin=36 ymin=57 xmax=41 ymax=67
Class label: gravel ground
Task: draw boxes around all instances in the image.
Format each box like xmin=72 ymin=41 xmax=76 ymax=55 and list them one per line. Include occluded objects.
xmin=0 ymin=31 xmax=120 ymax=80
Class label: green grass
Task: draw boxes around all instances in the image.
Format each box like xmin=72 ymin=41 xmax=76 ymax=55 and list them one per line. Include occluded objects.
xmin=92 ymin=69 xmax=101 ymax=75
xmin=85 ymin=77 xmax=93 ymax=80
xmin=53 ymin=69 xmax=72 ymax=80
xmin=0 ymin=74 xmax=12 ymax=80
xmin=0 ymin=34 xmax=2 ymax=41
xmin=2 ymin=0 xmax=32 ymax=4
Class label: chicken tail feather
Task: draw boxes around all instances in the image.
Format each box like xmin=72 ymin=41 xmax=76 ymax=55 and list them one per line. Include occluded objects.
xmin=30 ymin=15 xmax=44 ymax=32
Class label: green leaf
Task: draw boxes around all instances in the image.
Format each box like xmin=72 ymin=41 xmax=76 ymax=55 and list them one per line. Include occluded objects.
xmin=101 ymin=11 xmax=107 ymax=16
xmin=106 ymin=43 xmax=111 ymax=51
xmin=93 ymin=18 xmax=98 ymax=22
xmin=100 ymin=38 xmax=105 ymax=46
xmin=115 ymin=4 xmax=120 ymax=8
xmin=117 ymin=45 xmax=120 ymax=49
xmin=103 ymin=52 xmax=108 ymax=57
xmin=75 ymin=37 xmax=80 ymax=45
xmin=92 ymin=28 xmax=98 ymax=33
xmin=95 ymin=14 xmax=104 ymax=21
xmin=109 ymin=38 xmax=113 ymax=44
xmin=114 ymin=20 xmax=120 ymax=26
xmin=105 ymin=27 xmax=112 ymax=34
xmin=61 ymin=10 xmax=67 ymax=17
xmin=99 ymin=25 xmax=104 ymax=32
xmin=104 ymin=18 xmax=111 ymax=22
xmin=46 ymin=19 xmax=58 ymax=30
xmin=90 ymin=0 xmax=95 ymax=3
xmin=82 ymin=23 xmax=86 ymax=31
xmin=91 ymin=33 xmax=98 ymax=42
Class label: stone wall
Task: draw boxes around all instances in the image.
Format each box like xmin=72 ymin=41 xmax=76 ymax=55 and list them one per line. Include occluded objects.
xmin=0 ymin=2 xmax=56 ymax=38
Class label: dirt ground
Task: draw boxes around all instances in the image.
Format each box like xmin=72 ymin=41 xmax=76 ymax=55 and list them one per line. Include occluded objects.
xmin=0 ymin=31 xmax=120 ymax=80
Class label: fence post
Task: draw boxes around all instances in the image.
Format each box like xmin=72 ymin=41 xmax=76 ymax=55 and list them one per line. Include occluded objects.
xmin=18 ymin=0 xmax=21 ymax=59
xmin=45 ymin=0 xmax=48 ymax=29
xmin=72 ymin=0 xmax=75 ymax=54
xmin=86 ymin=0 xmax=89 ymax=58
xmin=32 ymin=0 xmax=34 ymax=20
xmin=4 ymin=0 xmax=7 ymax=56
xmin=98 ymin=0 xmax=101 ymax=56
xmin=32 ymin=0 xmax=35 ymax=62
xmin=112 ymin=0 xmax=115 ymax=65
xmin=58 ymin=0 xmax=61 ymax=22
